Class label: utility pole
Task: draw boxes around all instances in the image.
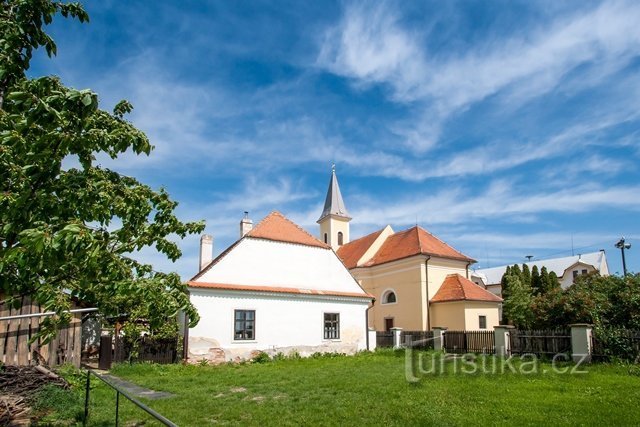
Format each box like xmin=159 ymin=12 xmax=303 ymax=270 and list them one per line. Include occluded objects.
xmin=615 ymin=237 xmax=631 ymax=276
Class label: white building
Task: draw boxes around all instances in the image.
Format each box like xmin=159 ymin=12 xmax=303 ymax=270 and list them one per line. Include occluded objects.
xmin=472 ymin=250 xmax=610 ymax=295
xmin=187 ymin=211 xmax=373 ymax=363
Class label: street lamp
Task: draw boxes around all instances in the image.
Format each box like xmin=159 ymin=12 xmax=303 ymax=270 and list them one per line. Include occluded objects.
xmin=615 ymin=237 xmax=631 ymax=276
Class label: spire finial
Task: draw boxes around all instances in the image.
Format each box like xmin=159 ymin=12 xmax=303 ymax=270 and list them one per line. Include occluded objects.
xmin=331 ymin=163 xmax=336 ymax=173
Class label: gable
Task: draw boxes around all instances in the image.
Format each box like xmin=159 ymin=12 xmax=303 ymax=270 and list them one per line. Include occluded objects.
xmin=191 ymin=238 xmax=367 ymax=296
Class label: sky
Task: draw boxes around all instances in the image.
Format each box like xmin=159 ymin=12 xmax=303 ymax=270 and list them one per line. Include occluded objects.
xmin=29 ymin=0 xmax=640 ymax=279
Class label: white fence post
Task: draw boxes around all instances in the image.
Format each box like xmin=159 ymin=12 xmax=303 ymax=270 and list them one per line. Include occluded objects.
xmin=391 ymin=327 xmax=403 ymax=349
xmin=494 ymin=325 xmax=514 ymax=357
xmin=570 ymin=324 xmax=593 ymax=363
xmin=432 ymin=327 xmax=447 ymax=352
xmin=368 ymin=328 xmax=377 ymax=351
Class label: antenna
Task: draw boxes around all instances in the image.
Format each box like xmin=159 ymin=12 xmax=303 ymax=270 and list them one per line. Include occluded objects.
xmin=571 ymin=234 xmax=574 ymax=256
xmin=525 ymin=255 xmax=533 ymax=262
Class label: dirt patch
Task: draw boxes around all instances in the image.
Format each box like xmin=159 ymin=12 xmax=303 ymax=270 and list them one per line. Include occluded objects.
xmin=229 ymin=387 xmax=247 ymax=393
xmin=0 ymin=365 xmax=69 ymax=425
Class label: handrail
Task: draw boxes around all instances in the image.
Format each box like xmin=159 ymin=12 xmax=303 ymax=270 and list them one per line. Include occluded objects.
xmin=83 ymin=368 xmax=177 ymax=426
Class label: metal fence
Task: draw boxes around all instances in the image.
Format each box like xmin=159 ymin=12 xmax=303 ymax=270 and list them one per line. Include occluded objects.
xmin=401 ymin=330 xmax=435 ymax=350
xmin=376 ymin=331 xmax=394 ymax=348
xmin=510 ymin=329 xmax=571 ymax=356
xmin=83 ymin=369 xmax=176 ymax=426
xmin=443 ymin=330 xmax=495 ymax=354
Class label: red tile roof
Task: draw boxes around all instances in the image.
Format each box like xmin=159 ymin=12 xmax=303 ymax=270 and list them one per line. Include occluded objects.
xmin=336 ymin=228 xmax=385 ymax=268
xmin=188 ymin=281 xmax=373 ymax=299
xmin=247 ymin=211 xmax=330 ymax=249
xmin=364 ymin=226 xmax=475 ymax=266
xmin=430 ymin=274 xmax=503 ymax=303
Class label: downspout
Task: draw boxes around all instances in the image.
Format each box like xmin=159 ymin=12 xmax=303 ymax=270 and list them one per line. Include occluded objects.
xmin=465 ymin=261 xmax=472 ymax=279
xmin=425 ymin=256 xmax=431 ymax=331
xmin=366 ymin=298 xmax=376 ymax=350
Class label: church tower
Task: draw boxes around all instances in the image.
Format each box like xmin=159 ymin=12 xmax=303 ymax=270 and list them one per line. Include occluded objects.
xmin=317 ymin=165 xmax=351 ymax=250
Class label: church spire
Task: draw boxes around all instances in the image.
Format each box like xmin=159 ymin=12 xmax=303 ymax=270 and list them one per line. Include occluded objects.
xmin=318 ymin=164 xmax=351 ymax=223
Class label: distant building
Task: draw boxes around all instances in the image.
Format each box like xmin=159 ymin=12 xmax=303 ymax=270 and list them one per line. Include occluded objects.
xmin=323 ymin=168 xmax=502 ymax=331
xmin=472 ymin=250 xmax=610 ymax=296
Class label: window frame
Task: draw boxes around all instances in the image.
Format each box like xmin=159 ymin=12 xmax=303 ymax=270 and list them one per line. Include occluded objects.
xmin=337 ymin=231 xmax=344 ymax=245
xmin=233 ymin=309 xmax=256 ymax=341
xmin=323 ymin=312 xmax=340 ymax=340
xmin=479 ymin=315 xmax=487 ymax=330
xmin=381 ymin=289 xmax=397 ymax=305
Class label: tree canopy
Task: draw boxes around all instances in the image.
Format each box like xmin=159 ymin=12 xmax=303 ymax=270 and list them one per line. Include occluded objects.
xmin=0 ymin=1 xmax=204 ymax=339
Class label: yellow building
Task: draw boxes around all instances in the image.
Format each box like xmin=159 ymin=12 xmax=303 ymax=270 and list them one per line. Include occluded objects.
xmin=318 ymin=168 xmax=502 ymax=331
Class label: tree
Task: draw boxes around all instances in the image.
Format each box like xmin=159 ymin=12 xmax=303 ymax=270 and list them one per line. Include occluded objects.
xmin=502 ymin=274 xmax=533 ymax=329
xmin=501 ymin=265 xmax=512 ymax=298
xmin=539 ymin=266 xmax=551 ymax=295
xmin=521 ymin=263 xmax=531 ymax=288
xmin=548 ymin=271 xmax=561 ymax=291
xmin=0 ymin=1 xmax=204 ymax=339
xmin=531 ymin=265 xmax=542 ymax=295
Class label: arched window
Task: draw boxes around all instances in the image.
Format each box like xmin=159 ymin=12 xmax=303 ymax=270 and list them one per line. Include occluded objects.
xmin=324 ymin=233 xmax=328 ymax=244
xmin=338 ymin=231 xmax=344 ymax=245
xmin=382 ymin=290 xmax=397 ymax=304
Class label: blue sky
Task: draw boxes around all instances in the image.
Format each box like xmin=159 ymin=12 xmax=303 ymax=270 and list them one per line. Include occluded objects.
xmin=30 ymin=0 xmax=640 ymax=278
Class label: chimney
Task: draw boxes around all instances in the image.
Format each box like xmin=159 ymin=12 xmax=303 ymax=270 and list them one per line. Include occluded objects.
xmin=240 ymin=211 xmax=253 ymax=238
xmin=199 ymin=234 xmax=213 ymax=271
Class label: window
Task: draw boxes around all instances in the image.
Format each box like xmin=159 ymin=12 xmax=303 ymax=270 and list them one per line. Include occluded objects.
xmin=581 ymin=269 xmax=588 ymax=275
xmin=573 ymin=270 xmax=579 ymax=279
xmin=382 ymin=291 xmax=396 ymax=304
xmin=337 ymin=231 xmax=344 ymax=245
xmin=324 ymin=313 xmax=340 ymax=339
xmin=234 ymin=310 xmax=255 ymax=340
xmin=324 ymin=233 xmax=328 ymax=244
xmin=479 ymin=315 xmax=487 ymax=330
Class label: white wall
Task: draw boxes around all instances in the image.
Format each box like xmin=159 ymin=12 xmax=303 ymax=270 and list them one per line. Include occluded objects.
xmin=189 ymin=289 xmax=370 ymax=361
xmin=196 ymin=238 xmax=365 ymax=294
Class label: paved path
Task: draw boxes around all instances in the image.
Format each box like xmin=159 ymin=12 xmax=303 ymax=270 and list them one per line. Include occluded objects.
xmin=97 ymin=373 xmax=174 ymax=400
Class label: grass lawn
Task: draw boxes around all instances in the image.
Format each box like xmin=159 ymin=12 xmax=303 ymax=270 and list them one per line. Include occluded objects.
xmin=37 ymin=350 xmax=640 ymax=426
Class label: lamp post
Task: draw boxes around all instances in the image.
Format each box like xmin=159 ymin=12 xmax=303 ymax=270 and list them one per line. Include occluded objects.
xmin=615 ymin=237 xmax=631 ymax=276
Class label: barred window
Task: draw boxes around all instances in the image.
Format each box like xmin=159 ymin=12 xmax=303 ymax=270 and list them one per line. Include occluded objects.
xmin=324 ymin=313 xmax=340 ymax=339
xmin=234 ymin=310 xmax=255 ymax=340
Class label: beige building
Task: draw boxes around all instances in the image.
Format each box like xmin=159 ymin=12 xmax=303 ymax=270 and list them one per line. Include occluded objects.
xmin=318 ymin=168 xmax=502 ymax=331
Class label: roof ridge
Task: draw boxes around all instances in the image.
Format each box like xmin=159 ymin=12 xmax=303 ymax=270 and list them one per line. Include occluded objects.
xmin=248 ymin=211 xmax=330 ymax=249
xmin=342 ymin=227 xmax=385 ymax=248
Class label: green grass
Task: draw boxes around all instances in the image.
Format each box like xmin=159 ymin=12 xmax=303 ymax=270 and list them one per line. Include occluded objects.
xmin=36 ymin=350 xmax=640 ymax=426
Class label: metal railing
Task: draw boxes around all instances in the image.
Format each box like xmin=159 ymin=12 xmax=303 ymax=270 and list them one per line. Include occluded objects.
xmin=83 ymin=368 xmax=177 ymax=426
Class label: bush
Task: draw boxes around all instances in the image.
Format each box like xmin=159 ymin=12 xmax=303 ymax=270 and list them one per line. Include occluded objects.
xmin=251 ymin=351 xmax=271 ymax=364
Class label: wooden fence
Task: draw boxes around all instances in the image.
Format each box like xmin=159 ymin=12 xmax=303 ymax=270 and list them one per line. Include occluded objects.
xmin=376 ymin=331 xmax=394 ymax=348
xmin=592 ymin=329 xmax=640 ymax=361
xmin=443 ymin=330 xmax=495 ymax=354
xmin=0 ymin=295 xmax=82 ymax=367
xmin=114 ymin=335 xmax=179 ymax=364
xmin=401 ymin=330 xmax=434 ymax=350
xmin=510 ymin=329 xmax=571 ymax=356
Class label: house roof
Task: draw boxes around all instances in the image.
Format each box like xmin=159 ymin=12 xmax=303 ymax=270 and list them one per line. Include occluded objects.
xmin=336 ymin=228 xmax=386 ymax=269
xmin=188 ymin=281 xmax=373 ymax=300
xmin=317 ymin=167 xmax=350 ymax=222
xmin=474 ymin=251 xmax=608 ymax=285
xmin=431 ymin=274 xmax=503 ymax=303
xmin=248 ymin=211 xmax=330 ymax=249
xmin=363 ymin=226 xmax=476 ymax=266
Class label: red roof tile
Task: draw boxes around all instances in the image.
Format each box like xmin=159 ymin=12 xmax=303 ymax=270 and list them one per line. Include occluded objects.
xmin=336 ymin=228 xmax=385 ymax=268
xmin=247 ymin=211 xmax=330 ymax=249
xmin=365 ymin=226 xmax=475 ymax=266
xmin=430 ymin=274 xmax=502 ymax=303
xmin=188 ymin=281 xmax=373 ymax=299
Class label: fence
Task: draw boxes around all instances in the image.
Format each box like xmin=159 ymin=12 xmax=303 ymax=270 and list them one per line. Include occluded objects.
xmin=592 ymin=329 xmax=640 ymax=361
xmin=510 ymin=329 xmax=571 ymax=356
xmin=443 ymin=330 xmax=495 ymax=354
xmin=376 ymin=331 xmax=394 ymax=348
xmin=0 ymin=295 xmax=83 ymax=367
xmin=401 ymin=330 xmax=434 ymax=350
xmin=113 ymin=335 xmax=179 ymax=364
